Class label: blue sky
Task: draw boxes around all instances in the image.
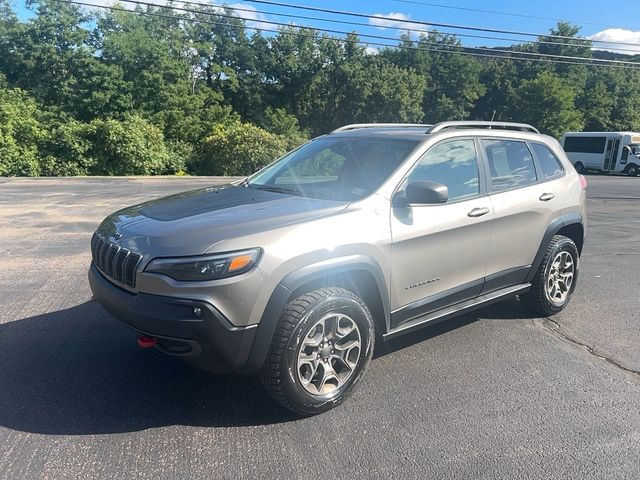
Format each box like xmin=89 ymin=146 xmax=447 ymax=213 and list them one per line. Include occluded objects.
xmin=11 ymin=0 xmax=640 ymax=53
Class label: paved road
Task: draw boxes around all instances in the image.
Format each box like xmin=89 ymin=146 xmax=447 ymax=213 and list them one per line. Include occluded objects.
xmin=0 ymin=175 xmax=639 ymax=479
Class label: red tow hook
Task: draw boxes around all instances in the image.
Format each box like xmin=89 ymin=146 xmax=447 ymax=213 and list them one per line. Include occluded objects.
xmin=137 ymin=335 xmax=158 ymax=348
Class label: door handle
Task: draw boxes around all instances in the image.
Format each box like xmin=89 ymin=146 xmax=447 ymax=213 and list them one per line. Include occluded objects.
xmin=468 ymin=207 xmax=490 ymax=217
xmin=539 ymin=193 xmax=555 ymax=201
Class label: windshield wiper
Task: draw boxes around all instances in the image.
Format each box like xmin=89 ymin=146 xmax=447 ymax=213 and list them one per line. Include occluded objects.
xmin=249 ymin=184 xmax=299 ymax=195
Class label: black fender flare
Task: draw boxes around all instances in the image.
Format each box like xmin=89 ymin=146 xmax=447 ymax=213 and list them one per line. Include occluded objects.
xmin=239 ymin=255 xmax=389 ymax=374
xmin=525 ymin=212 xmax=584 ymax=283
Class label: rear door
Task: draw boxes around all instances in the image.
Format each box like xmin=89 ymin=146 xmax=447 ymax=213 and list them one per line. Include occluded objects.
xmin=480 ymin=138 xmax=558 ymax=293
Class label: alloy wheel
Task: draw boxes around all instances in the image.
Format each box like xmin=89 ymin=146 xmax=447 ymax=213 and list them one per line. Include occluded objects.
xmin=296 ymin=312 xmax=362 ymax=396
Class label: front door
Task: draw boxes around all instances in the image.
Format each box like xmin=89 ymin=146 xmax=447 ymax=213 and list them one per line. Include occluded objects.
xmin=390 ymin=138 xmax=493 ymax=329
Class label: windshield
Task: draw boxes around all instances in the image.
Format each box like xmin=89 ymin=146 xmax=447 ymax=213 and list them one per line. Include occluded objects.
xmin=248 ymin=137 xmax=420 ymax=201
xmin=629 ymin=144 xmax=640 ymax=156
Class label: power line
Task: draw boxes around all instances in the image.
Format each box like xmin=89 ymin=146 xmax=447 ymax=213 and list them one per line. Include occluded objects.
xmin=241 ymin=0 xmax=640 ymax=48
xmin=175 ymin=1 xmax=640 ymax=54
xmin=52 ymin=0 xmax=640 ymax=70
xmin=393 ymin=0 xmax=627 ymax=31
xmin=86 ymin=0 xmax=640 ymax=67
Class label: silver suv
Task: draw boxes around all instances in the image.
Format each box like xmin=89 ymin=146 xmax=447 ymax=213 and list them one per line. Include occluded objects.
xmin=89 ymin=121 xmax=587 ymax=415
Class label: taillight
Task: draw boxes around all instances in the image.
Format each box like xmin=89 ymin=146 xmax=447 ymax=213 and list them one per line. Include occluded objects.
xmin=579 ymin=175 xmax=587 ymax=190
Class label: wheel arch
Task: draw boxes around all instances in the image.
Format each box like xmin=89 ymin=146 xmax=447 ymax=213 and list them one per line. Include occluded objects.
xmin=240 ymin=256 xmax=389 ymax=374
xmin=525 ymin=213 xmax=584 ymax=283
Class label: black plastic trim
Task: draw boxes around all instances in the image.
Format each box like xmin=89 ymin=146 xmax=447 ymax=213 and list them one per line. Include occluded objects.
xmin=481 ymin=266 xmax=530 ymax=295
xmin=525 ymin=212 xmax=584 ymax=283
xmin=280 ymin=256 xmax=390 ymax=322
xmin=391 ymin=278 xmax=484 ymax=329
xmin=385 ymin=283 xmax=530 ymax=340
xmin=89 ymin=264 xmax=257 ymax=374
xmin=240 ymin=255 xmax=390 ymax=374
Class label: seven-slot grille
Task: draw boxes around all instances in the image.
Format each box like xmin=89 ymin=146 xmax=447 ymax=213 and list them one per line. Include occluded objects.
xmin=91 ymin=233 xmax=142 ymax=288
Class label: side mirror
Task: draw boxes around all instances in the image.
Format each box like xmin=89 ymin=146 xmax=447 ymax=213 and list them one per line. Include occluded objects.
xmin=400 ymin=180 xmax=448 ymax=205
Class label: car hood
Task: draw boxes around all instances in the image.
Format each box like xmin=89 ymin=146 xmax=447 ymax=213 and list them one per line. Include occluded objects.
xmin=96 ymin=184 xmax=348 ymax=257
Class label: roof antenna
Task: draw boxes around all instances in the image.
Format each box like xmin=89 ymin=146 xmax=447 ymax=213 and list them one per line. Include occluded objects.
xmin=490 ymin=110 xmax=496 ymax=128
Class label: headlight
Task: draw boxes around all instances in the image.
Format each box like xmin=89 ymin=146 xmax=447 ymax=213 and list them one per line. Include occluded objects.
xmin=145 ymin=248 xmax=261 ymax=281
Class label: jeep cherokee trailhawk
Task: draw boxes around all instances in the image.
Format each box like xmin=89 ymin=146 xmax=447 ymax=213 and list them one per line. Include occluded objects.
xmin=89 ymin=121 xmax=587 ymax=415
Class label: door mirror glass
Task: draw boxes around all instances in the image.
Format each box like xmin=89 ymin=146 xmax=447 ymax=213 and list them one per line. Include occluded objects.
xmin=404 ymin=180 xmax=449 ymax=204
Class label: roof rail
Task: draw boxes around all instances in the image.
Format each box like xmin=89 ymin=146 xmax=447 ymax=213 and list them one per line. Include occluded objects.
xmin=428 ymin=121 xmax=540 ymax=134
xmin=332 ymin=123 xmax=434 ymax=133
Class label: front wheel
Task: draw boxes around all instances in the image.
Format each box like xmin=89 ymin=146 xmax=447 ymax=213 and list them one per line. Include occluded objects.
xmin=626 ymin=164 xmax=639 ymax=177
xmin=521 ymin=235 xmax=579 ymax=317
xmin=260 ymin=287 xmax=375 ymax=416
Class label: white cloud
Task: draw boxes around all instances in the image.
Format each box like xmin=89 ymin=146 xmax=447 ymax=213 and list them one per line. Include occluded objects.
xmin=368 ymin=11 xmax=424 ymax=40
xmin=369 ymin=12 xmax=418 ymax=33
xmin=364 ymin=45 xmax=379 ymax=55
xmin=222 ymin=3 xmax=273 ymax=31
xmin=588 ymin=28 xmax=640 ymax=55
xmin=82 ymin=0 xmax=273 ymax=31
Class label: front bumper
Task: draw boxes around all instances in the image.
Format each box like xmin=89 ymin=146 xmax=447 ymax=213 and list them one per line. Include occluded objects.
xmin=88 ymin=263 xmax=258 ymax=374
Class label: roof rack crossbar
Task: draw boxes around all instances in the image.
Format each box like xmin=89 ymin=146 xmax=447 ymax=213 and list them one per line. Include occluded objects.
xmin=428 ymin=121 xmax=540 ymax=134
xmin=332 ymin=123 xmax=434 ymax=133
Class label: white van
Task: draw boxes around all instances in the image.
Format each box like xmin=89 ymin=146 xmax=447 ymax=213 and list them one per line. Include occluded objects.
xmin=560 ymin=132 xmax=640 ymax=176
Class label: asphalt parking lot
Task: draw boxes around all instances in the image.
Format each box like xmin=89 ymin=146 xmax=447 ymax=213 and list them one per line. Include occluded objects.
xmin=1 ymin=175 xmax=639 ymax=479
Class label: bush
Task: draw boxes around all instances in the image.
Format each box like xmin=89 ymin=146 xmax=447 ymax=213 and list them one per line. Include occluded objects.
xmin=39 ymin=120 xmax=95 ymax=176
xmin=0 ymin=88 xmax=44 ymax=176
xmin=193 ymin=121 xmax=290 ymax=176
xmin=164 ymin=140 xmax=192 ymax=175
xmin=88 ymin=115 xmax=171 ymax=175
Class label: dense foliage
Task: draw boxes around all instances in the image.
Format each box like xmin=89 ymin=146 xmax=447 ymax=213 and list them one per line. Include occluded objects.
xmin=1 ymin=0 xmax=639 ymax=176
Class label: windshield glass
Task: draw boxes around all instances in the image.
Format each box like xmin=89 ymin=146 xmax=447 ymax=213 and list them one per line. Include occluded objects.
xmin=248 ymin=137 xmax=420 ymax=201
xmin=629 ymin=144 xmax=640 ymax=156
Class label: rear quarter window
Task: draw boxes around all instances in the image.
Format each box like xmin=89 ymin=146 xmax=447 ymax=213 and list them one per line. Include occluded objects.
xmin=531 ymin=143 xmax=564 ymax=179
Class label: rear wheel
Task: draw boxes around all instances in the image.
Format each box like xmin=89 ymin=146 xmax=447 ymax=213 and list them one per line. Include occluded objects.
xmin=521 ymin=235 xmax=579 ymax=317
xmin=574 ymin=162 xmax=585 ymax=174
xmin=260 ymin=287 xmax=375 ymax=416
xmin=626 ymin=164 xmax=639 ymax=177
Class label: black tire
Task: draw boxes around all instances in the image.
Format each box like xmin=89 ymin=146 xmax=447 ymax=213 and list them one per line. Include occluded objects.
xmin=260 ymin=287 xmax=375 ymax=416
xmin=521 ymin=235 xmax=579 ymax=317
xmin=574 ymin=162 xmax=585 ymax=174
xmin=626 ymin=164 xmax=639 ymax=177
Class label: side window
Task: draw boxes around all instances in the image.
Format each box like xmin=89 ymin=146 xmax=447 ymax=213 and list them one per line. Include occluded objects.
xmin=531 ymin=143 xmax=565 ymax=179
xmin=482 ymin=139 xmax=537 ymax=191
xmin=407 ymin=139 xmax=480 ymax=202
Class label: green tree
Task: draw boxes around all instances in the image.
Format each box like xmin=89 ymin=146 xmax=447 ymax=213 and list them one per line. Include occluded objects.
xmin=4 ymin=0 xmax=92 ymax=109
xmin=0 ymin=87 xmax=44 ymax=176
xmin=578 ymin=76 xmax=614 ymax=131
xmin=262 ymin=106 xmax=309 ymax=149
xmin=513 ymin=71 xmax=583 ymax=138
xmin=419 ymin=33 xmax=485 ymax=122
xmin=610 ymin=71 xmax=640 ymax=131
